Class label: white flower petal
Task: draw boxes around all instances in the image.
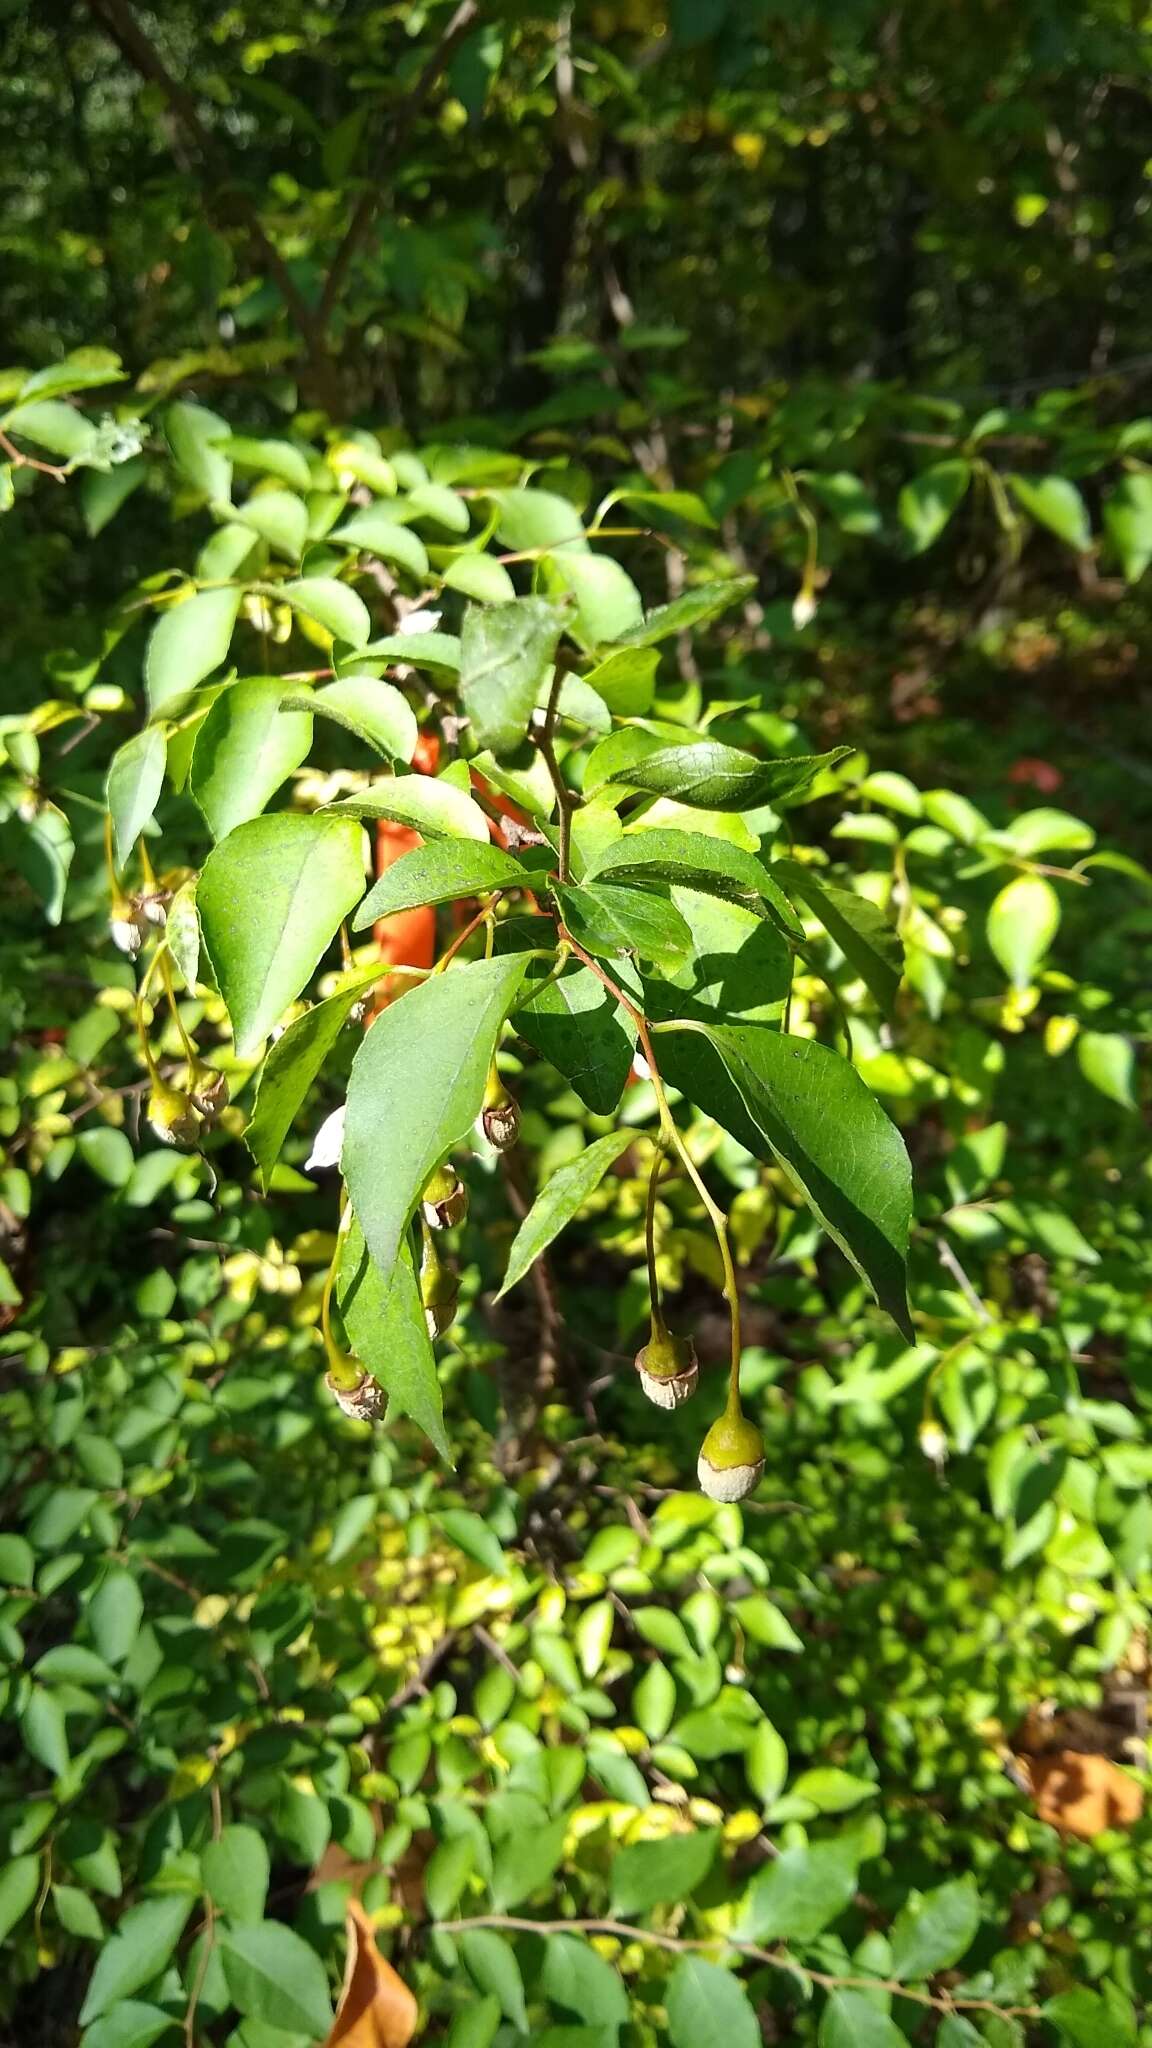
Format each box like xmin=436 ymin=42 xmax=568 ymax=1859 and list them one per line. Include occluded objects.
xmin=306 ymin=1104 xmax=346 ymax=1171
xmin=397 ymin=609 xmax=442 ymax=637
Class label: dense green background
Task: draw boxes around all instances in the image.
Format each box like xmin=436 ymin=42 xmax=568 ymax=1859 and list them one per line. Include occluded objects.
xmin=1 ymin=4 xmax=1150 ymax=2045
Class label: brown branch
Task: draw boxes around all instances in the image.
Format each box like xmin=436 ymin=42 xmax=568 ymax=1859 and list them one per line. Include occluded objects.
xmin=82 ymin=0 xmax=326 ymax=362
xmin=437 ymin=1916 xmax=1045 ymax=2021
xmin=0 ymin=428 xmax=70 ymax=481
xmin=317 ymin=0 xmax=480 ymax=331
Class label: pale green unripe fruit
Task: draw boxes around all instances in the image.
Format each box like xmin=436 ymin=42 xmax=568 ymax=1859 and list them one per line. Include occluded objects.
xmin=419 ymin=1227 xmax=459 ymax=1340
xmin=147 ymin=1079 xmax=202 ymax=1150
xmin=698 ymin=1411 xmax=765 ymax=1502
xmin=635 ymin=1322 xmax=699 ymax=1409
xmin=421 ymin=1163 xmax=468 ymax=1229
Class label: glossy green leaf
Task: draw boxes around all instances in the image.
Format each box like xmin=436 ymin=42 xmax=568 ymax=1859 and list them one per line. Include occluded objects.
xmin=584 ymin=645 xmax=659 ymax=716
xmin=81 ymin=456 xmax=146 ymax=537
xmin=1076 ymin=1029 xmax=1136 ymax=1110
xmin=460 ymin=596 xmax=563 ymax=757
xmin=198 ymin=812 xmax=366 ymax=1057
xmin=618 ymin=575 xmax=755 ymax=646
xmin=735 ymin=1835 xmax=860 ymax=1941
xmin=441 ymin=552 xmax=517 ymax=603
xmin=606 ymin=740 xmax=850 ymax=810
xmin=0 ymin=1855 xmax=39 ymax=1943
xmin=244 ymin=965 xmax=380 ymax=1184
xmin=986 ymin=873 xmax=1061 ymax=989
xmin=232 ymin=488 xmax=308 ymax=560
xmin=497 ymin=1130 xmax=632 ymax=1298
xmin=337 ymin=1222 xmax=449 ymax=1457
xmin=898 ymin=459 xmax=971 ymax=554
xmin=361 ymin=630 xmax=462 ymax=672
xmin=549 ymin=551 xmax=644 ymax=643
xmin=774 ymin=860 xmax=903 ymax=1013
xmin=229 ymin=435 xmax=313 ymax=492
xmin=1104 ymin=472 xmax=1152 ymax=581
xmin=511 ymin=956 xmax=637 ymax=1115
xmin=282 ymin=576 xmax=371 ymax=648
xmin=890 ymin=1878 xmax=980 ymax=1979
xmin=202 ymin=1824 xmax=270 ymax=1925
xmin=343 ymin=953 xmax=526 ymax=1284
xmin=1009 ymin=472 xmax=1091 ymax=551
xmin=789 ymin=1766 xmax=876 ymax=1812
xmin=5 ymin=398 xmax=99 ymax=458
xmin=219 ymin=1920 xmax=334 ymax=2037
xmin=106 ymin=727 xmax=166 ymax=865
xmin=79 ymin=2004 xmax=175 ymax=2048
xmin=610 ymin=1828 xmax=719 ymax=1917
xmin=666 ymin=1958 xmax=759 ymax=2048
xmin=556 ymin=880 xmax=693 ymax=970
xmin=592 ymin=828 xmax=803 ymax=936
xmin=352 ymin=840 xmax=535 ymax=931
xmin=437 ymin=1509 xmax=505 ymax=1573
xmin=491 ymin=487 xmax=586 ymax=552
xmin=326 ymin=775 xmax=490 ymax=844
xmin=78 ymin=1894 xmax=194 ymax=2022
xmin=659 ymin=1022 xmax=913 ymax=1335
xmin=165 ymin=400 xmax=231 ymax=498
xmin=144 ymin=587 xmax=241 ymax=716
xmin=191 ymin=679 xmax=314 ymax=840
xmin=283 ymin=675 xmax=417 ymax=761
xmin=332 ymin=510 xmax=430 ymax=579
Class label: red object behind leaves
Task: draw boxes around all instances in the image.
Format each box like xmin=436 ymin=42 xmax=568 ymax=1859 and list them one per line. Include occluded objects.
xmin=372 ymin=733 xmax=440 ymax=1006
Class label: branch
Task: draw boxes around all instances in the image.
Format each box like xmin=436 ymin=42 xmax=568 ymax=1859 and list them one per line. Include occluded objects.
xmin=437 ymin=1916 xmax=1045 ymax=2022
xmin=317 ymin=0 xmax=480 ymax=331
xmin=82 ymin=0 xmax=326 ymax=360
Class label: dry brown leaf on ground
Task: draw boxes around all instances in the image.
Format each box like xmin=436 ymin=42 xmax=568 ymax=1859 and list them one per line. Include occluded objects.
xmin=1028 ymin=1749 xmax=1144 ymax=1839
xmin=322 ymin=1896 xmax=419 ymax=2048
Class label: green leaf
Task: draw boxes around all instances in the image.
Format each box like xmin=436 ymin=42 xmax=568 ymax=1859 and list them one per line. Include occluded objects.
xmin=4 ymin=398 xmax=99 ymax=459
xmin=666 ymin=1958 xmax=759 ymax=2048
xmin=21 ymin=1688 xmax=69 ymax=1777
xmin=326 ymin=775 xmax=491 ymax=844
xmin=20 ymin=350 xmax=124 ymax=399
xmin=659 ymin=1022 xmax=912 ymax=1335
xmin=610 ymin=1828 xmax=719 ymax=1917
xmin=88 ymin=1568 xmax=143 ymax=1664
xmin=619 ymin=576 xmax=755 ymax=646
xmin=788 ymin=1767 xmax=876 ymax=1813
xmin=35 ymin=1643 xmax=118 ymax=1685
xmin=245 ymin=966 xmax=380 ymax=1185
xmin=595 ymin=828 xmax=803 ymax=937
xmin=497 ymin=1131 xmax=632 ymax=1299
xmin=459 ymin=1928 xmax=529 ymax=2030
xmin=820 ymin=1992 xmax=908 ymax=2047
xmin=584 ymin=646 xmax=659 ymax=716
xmin=511 ymin=956 xmax=637 ymax=1116
xmin=556 ymin=881 xmax=693 ymax=970
xmin=145 ymin=588 xmax=242 ymax=717
xmin=342 ymin=953 xmax=527 ymax=1282
xmin=231 ymin=489 xmax=308 ymax=561
xmin=443 ymin=1996 xmax=502 ymax=2048
xmin=889 ymin=1878 xmax=981 ymax=1979
xmin=541 ymin=1935 xmax=629 ymax=2036
xmin=202 ymin=1824 xmax=270 ymax=1925
xmin=328 ymin=1493 xmax=377 ymax=1563
xmin=746 ymin=1719 xmax=789 ymax=1807
xmin=166 ymin=880 xmax=200 ymax=992
xmin=736 ymin=1836 xmax=859 ymax=1942
xmin=353 ymin=840 xmax=535 ymax=931
xmin=362 ymin=629 xmax=462 ymax=672
xmin=81 ymin=456 xmax=146 ymax=537
xmin=0 ymin=1855 xmax=40 ymax=1943
xmin=898 ymin=459 xmax=971 ymax=554
xmin=53 ymin=1882 xmax=105 ymax=1940
xmin=1008 ymin=472 xmax=1092 ymax=551
xmin=78 ymin=1894 xmax=194 ymax=2022
xmin=106 ymin=728 xmax=166 ymax=865
xmin=986 ymin=873 xmax=1061 ymax=989
xmin=337 ymin=1222 xmax=449 ymax=1457
xmin=407 ymin=482 xmax=471 ymax=532
xmin=79 ymin=2003 xmax=176 ymax=2048
xmin=165 ymin=400 xmax=231 ymax=499
xmin=1104 ymin=472 xmax=1152 ymax=581
xmin=437 ymin=1508 xmax=505 ymax=1574
xmin=282 ymin=577 xmax=371 ymax=648
xmin=774 ymin=861 xmax=903 ymax=1014
xmin=1077 ymin=1029 xmax=1136 ymax=1110
xmin=426 ymin=1834 xmax=474 ymax=1920
xmin=219 ymin=1921 xmax=334 ymax=2038
xmin=191 ymin=680 xmax=314 ymax=841
xmin=995 ymin=807 xmax=1095 ymax=856
xmin=28 ymin=1486 xmax=98 ymax=1547
xmin=284 ymin=675 xmax=417 ymax=762
xmin=77 ymin=1128 xmax=135 ymax=1189
xmin=199 ymin=813 xmax=366 ymax=1058
xmin=460 ymin=597 xmax=564 ymax=757
xmin=491 ymin=1815 xmax=567 ymax=1909
xmin=549 ymin=552 xmax=644 ymax=644
xmin=1046 ymin=1987 xmax=1136 ymax=2048
xmin=14 ymin=803 xmax=73 ymax=924
xmin=229 ymin=436 xmax=313 ymax=492
xmin=332 ymin=511 xmax=430 ymax=579
xmin=606 ymin=740 xmax=850 ymax=810
xmin=491 ymin=487 xmax=587 ymax=551
xmin=0 ymin=1534 xmax=34 ymax=1584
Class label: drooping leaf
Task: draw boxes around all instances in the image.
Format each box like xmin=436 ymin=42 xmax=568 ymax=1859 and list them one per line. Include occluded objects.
xmin=4 ymin=398 xmax=99 ymax=459
xmin=610 ymin=1829 xmax=719 ymax=1917
xmin=606 ymin=740 xmax=850 ymax=810
xmin=326 ymin=776 xmax=491 ymax=844
xmin=166 ymin=879 xmax=200 ymax=991
xmin=144 ymin=587 xmax=241 ymax=716
xmin=666 ymin=1958 xmax=759 ymax=2048
xmin=106 ymin=727 xmax=166 ymax=866
xmin=78 ymin=1894 xmax=195 ymax=2022
xmin=190 ymin=679 xmax=314 ymax=840
xmin=460 ymin=597 xmax=563 ymax=757
xmin=497 ymin=1131 xmax=633 ymax=1298
xmin=659 ymin=1022 xmax=913 ymax=1334
xmin=898 ymin=459 xmax=971 ymax=554
xmin=592 ymin=828 xmax=803 ymax=936
xmin=436 ymin=1508 xmax=505 ymax=1573
xmin=352 ymin=841 xmax=538 ymax=932
xmin=332 ymin=511 xmax=430 ymax=581
xmin=511 ymin=955 xmax=637 ymax=1115
xmin=986 ymin=874 xmax=1061 ymax=989
xmin=774 ymin=860 xmax=904 ymax=1014
xmin=1008 ymin=473 xmax=1092 ymax=552
xmin=232 ymin=488 xmax=309 ymax=560
xmin=458 ymin=1930 xmax=528 ymax=2030
xmin=556 ymin=880 xmax=693 ymax=970
xmin=1076 ymin=1029 xmax=1136 ymax=1110
xmin=618 ymin=576 xmax=755 ymax=646
xmin=165 ymin=399 xmax=232 ymax=499
xmin=283 ymin=676 xmax=417 ymax=762
xmin=342 ymin=954 xmax=527 ymax=1285
xmin=21 ymin=1688 xmax=69 ymax=1777
xmin=220 ymin=1920 xmax=335 ymax=2038
xmin=283 ymin=577 xmax=372 ymax=649
xmin=0 ymin=1855 xmax=39 ymax=1944
xmin=245 ymin=965 xmax=380 ymax=1185
xmin=198 ymin=812 xmax=366 ymax=1057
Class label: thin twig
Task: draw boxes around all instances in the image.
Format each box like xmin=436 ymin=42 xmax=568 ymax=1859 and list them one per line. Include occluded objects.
xmin=436 ymin=1916 xmax=1044 ymax=2020
xmin=936 ymin=1236 xmax=993 ymax=1324
xmin=0 ymin=427 xmax=70 ymax=480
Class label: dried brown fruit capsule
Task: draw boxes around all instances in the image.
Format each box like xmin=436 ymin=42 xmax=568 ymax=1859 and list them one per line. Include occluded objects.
xmin=326 ymin=1368 xmax=387 ymax=1421
xmin=421 ymin=1163 xmax=468 ymax=1230
xmin=481 ymin=1074 xmax=520 ymax=1152
xmin=697 ymin=1410 xmax=765 ymax=1503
